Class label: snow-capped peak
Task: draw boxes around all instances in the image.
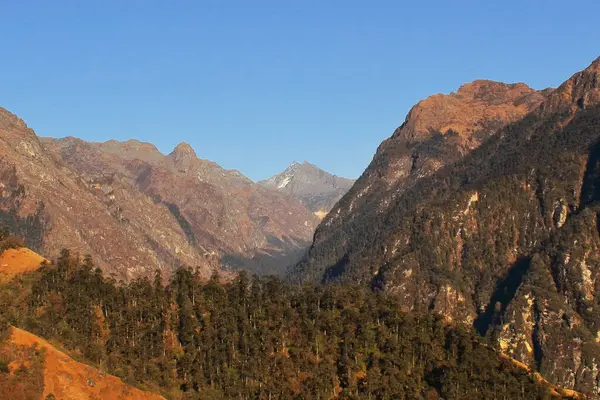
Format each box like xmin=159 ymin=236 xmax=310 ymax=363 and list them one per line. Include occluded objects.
xmin=258 ymin=161 xmax=356 ymax=215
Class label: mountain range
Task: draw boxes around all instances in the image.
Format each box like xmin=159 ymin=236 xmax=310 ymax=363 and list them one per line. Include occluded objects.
xmin=0 ymin=114 xmax=330 ymax=279
xmin=1 ymin=56 xmax=600 ymax=398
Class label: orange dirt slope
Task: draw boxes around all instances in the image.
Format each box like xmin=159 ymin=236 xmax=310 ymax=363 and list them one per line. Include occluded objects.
xmin=0 ymin=248 xmax=48 ymax=283
xmin=9 ymin=327 xmax=165 ymax=400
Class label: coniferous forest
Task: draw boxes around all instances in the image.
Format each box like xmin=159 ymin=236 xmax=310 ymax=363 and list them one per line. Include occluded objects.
xmin=0 ymin=249 xmax=564 ymax=399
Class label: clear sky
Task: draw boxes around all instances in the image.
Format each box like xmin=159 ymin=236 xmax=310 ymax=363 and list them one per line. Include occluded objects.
xmin=1 ymin=1 xmax=599 ymax=181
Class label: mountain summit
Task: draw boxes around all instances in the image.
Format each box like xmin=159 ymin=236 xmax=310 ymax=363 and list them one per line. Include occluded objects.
xmin=260 ymin=161 xmax=355 ymax=218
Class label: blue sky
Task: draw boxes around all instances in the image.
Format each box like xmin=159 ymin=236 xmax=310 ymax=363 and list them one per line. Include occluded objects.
xmin=1 ymin=1 xmax=599 ymax=181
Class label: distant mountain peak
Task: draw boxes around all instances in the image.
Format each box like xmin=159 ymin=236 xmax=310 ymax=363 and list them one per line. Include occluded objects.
xmin=260 ymin=162 xmax=355 ymax=217
xmin=285 ymin=161 xmax=301 ymax=172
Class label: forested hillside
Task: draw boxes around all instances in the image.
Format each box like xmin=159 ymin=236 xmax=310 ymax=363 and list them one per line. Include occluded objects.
xmin=0 ymin=250 xmax=573 ymax=399
xmin=0 ymin=325 xmax=164 ymax=400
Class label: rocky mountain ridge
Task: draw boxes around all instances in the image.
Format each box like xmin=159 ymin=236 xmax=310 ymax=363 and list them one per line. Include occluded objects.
xmin=0 ymin=110 xmax=319 ymax=280
xmin=292 ymin=57 xmax=600 ymax=395
xmin=260 ymin=161 xmax=355 ymax=218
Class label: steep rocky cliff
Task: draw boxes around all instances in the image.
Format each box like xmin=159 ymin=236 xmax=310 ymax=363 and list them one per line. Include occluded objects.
xmin=495 ymin=205 xmax=600 ymax=394
xmin=292 ymin=57 xmax=600 ymax=395
xmin=0 ymin=109 xmax=319 ymax=279
xmin=259 ymin=161 xmax=355 ymax=218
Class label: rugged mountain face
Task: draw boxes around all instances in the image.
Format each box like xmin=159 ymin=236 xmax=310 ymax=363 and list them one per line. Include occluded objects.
xmin=260 ymin=161 xmax=355 ymax=218
xmin=292 ymin=78 xmax=549 ymax=284
xmin=0 ymin=109 xmax=319 ymax=279
xmin=292 ymin=58 xmax=600 ymax=395
xmin=43 ymin=137 xmax=319 ymax=276
xmin=317 ymin=80 xmax=547 ymax=245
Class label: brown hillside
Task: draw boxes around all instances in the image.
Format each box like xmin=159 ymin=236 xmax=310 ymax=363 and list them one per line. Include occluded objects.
xmin=0 ymin=248 xmax=47 ymax=283
xmin=6 ymin=326 xmax=164 ymax=400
